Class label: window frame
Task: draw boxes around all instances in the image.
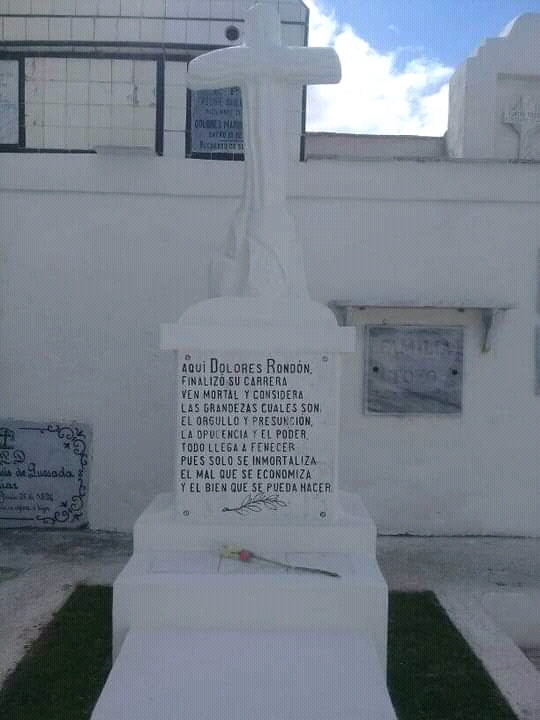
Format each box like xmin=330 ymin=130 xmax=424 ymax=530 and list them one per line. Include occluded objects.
xmin=0 ymin=50 xmax=165 ymax=155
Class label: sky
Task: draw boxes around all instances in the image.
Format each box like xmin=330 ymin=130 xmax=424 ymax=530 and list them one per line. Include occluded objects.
xmin=304 ymin=0 xmax=540 ymax=135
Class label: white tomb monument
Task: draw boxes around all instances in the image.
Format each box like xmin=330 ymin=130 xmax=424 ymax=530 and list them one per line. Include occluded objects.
xmin=92 ymin=2 xmax=396 ymax=718
xmin=447 ymin=12 xmax=540 ymax=160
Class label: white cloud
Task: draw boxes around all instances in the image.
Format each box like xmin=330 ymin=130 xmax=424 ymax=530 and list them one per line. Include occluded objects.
xmin=303 ymin=0 xmax=453 ymax=136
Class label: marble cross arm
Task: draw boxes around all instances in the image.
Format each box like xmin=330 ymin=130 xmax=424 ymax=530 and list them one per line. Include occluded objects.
xmin=187 ymin=49 xmax=244 ymax=89
xmin=187 ymin=46 xmax=341 ymax=89
xmin=284 ymin=47 xmax=341 ymax=86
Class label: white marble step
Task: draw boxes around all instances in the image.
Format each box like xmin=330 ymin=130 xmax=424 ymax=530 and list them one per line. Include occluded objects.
xmin=133 ymin=492 xmax=378 ymax=557
xmin=92 ymin=629 xmax=397 ymax=720
xmin=112 ymin=550 xmax=389 ymax=668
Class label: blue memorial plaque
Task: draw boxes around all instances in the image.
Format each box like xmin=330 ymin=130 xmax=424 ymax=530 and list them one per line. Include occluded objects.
xmin=0 ymin=421 xmax=91 ymax=528
xmin=189 ymin=86 xmax=244 ymax=157
xmin=365 ymin=326 xmax=464 ymax=414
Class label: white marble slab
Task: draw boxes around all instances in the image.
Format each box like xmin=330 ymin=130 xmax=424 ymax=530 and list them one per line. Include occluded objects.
xmin=150 ymin=551 xmax=219 ymax=574
xmin=285 ymin=552 xmax=355 ymax=576
xmin=132 ymin=492 xmax=378 ymax=556
xmin=146 ymin=550 xmax=354 ymax=576
xmin=176 ymin=351 xmax=339 ymax=523
xmin=112 ymin=548 xmax=389 ymax=667
xmin=92 ymin=629 xmax=397 ymax=720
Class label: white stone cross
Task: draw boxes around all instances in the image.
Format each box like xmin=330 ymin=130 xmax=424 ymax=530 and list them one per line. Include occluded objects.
xmin=187 ymin=0 xmax=341 ymax=298
xmin=503 ymin=95 xmax=540 ymax=160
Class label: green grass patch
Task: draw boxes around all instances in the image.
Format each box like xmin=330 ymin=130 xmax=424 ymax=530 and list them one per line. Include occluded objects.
xmin=0 ymin=586 xmax=112 ymax=720
xmin=388 ymin=592 xmax=517 ymax=720
xmin=0 ymin=587 xmax=518 ymax=720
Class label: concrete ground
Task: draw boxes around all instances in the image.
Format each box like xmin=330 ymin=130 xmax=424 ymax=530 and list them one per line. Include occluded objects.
xmin=0 ymin=529 xmax=539 ymax=718
xmin=378 ymin=535 xmax=540 ymax=720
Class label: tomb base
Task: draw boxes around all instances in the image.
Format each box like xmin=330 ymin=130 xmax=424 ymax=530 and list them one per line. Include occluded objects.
xmin=96 ymin=489 xmax=396 ymax=720
xmin=91 ymin=297 xmax=396 ymax=719
xmin=132 ymin=491 xmax=378 ymax=555
xmin=112 ymin=491 xmax=388 ymax=669
xmin=92 ymin=629 xmax=397 ymax=720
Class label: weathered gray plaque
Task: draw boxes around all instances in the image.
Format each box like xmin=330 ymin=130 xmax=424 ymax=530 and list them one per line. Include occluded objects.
xmin=176 ymin=352 xmax=337 ymax=522
xmin=0 ymin=421 xmax=91 ymax=528
xmin=365 ymin=326 xmax=464 ymax=414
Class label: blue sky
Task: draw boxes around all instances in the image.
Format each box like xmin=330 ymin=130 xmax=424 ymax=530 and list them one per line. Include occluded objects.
xmin=304 ymin=0 xmax=540 ymax=134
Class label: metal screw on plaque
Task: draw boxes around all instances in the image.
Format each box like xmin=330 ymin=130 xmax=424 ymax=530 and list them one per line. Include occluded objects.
xmin=225 ymin=25 xmax=240 ymax=41
xmin=320 ymin=511 xmax=326 ymax=518
xmin=185 ymin=354 xmax=191 ymax=361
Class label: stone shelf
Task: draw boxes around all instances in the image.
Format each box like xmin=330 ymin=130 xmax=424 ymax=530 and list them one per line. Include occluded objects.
xmin=329 ymin=301 xmax=517 ymax=352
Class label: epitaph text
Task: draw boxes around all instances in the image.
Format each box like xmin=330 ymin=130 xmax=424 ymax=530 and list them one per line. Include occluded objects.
xmin=176 ymin=353 xmax=337 ymax=521
xmin=0 ymin=421 xmax=90 ymax=527
xmin=190 ymin=86 xmax=244 ymax=157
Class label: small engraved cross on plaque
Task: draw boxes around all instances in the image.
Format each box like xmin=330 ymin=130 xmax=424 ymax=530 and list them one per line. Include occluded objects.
xmin=503 ymin=95 xmax=540 ymax=160
xmin=0 ymin=427 xmax=15 ymax=450
xmin=187 ymin=0 xmax=341 ymax=298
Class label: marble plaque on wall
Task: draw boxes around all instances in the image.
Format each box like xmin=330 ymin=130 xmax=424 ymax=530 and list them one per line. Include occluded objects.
xmin=176 ymin=352 xmax=338 ymax=522
xmin=0 ymin=421 xmax=91 ymax=528
xmin=364 ymin=326 xmax=464 ymax=414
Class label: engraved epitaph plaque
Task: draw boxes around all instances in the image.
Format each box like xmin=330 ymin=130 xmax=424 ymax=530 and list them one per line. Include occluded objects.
xmin=188 ymin=87 xmax=244 ymax=158
xmin=365 ymin=326 xmax=464 ymax=414
xmin=0 ymin=421 xmax=91 ymax=528
xmin=176 ymin=352 xmax=337 ymax=522
xmin=0 ymin=420 xmax=91 ymax=528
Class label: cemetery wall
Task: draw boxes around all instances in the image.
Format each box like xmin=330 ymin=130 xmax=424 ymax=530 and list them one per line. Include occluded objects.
xmin=0 ymin=153 xmax=539 ymax=534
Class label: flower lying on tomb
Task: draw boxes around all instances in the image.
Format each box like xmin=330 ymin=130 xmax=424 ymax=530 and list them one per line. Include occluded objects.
xmin=221 ymin=545 xmax=340 ymax=578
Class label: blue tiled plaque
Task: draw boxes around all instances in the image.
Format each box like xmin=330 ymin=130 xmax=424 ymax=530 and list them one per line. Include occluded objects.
xmin=0 ymin=421 xmax=91 ymax=528
xmin=189 ymin=87 xmax=244 ymax=158
xmin=365 ymin=326 xmax=464 ymax=414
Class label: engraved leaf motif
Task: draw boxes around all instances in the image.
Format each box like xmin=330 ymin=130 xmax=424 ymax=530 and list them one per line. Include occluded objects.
xmin=222 ymin=492 xmax=287 ymax=515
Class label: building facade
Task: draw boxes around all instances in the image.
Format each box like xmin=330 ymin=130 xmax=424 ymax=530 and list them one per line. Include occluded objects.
xmin=1 ymin=3 xmax=539 ymax=534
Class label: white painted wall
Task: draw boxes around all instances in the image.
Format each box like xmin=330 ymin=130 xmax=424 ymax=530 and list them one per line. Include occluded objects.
xmin=1 ymin=152 xmax=539 ymax=534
